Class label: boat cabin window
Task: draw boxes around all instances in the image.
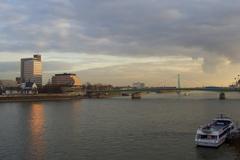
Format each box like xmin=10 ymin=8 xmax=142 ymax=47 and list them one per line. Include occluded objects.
xmin=197 ymin=134 xmax=217 ymax=140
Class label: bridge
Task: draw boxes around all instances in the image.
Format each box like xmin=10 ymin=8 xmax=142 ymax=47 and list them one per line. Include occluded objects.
xmin=87 ymin=87 xmax=240 ymax=100
xmin=87 ymin=75 xmax=240 ymax=100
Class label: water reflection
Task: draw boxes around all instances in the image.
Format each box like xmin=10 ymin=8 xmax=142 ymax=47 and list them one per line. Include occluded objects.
xmin=72 ymin=100 xmax=82 ymax=114
xmin=27 ymin=103 xmax=46 ymax=160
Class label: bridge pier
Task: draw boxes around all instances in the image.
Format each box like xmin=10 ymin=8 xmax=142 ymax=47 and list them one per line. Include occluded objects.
xmin=219 ymin=92 xmax=226 ymax=100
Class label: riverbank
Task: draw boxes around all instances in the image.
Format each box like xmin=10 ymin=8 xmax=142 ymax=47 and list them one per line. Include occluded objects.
xmin=0 ymin=94 xmax=85 ymax=103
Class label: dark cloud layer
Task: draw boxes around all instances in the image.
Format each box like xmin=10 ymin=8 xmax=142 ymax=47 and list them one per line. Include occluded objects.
xmin=1 ymin=0 xmax=240 ymax=72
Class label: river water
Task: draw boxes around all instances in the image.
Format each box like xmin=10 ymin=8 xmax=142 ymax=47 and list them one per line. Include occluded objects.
xmin=1 ymin=91 xmax=240 ymax=160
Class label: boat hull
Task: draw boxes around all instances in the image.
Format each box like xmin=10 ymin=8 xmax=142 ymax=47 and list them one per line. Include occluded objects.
xmin=196 ymin=140 xmax=225 ymax=148
xmin=195 ymin=136 xmax=226 ymax=148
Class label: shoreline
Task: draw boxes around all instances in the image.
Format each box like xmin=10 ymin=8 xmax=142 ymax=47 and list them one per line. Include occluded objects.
xmin=0 ymin=94 xmax=85 ymax=103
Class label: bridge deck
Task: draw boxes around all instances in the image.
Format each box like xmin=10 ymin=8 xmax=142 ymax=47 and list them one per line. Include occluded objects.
xmin=88 ymin=87 xmax=240 ymax=93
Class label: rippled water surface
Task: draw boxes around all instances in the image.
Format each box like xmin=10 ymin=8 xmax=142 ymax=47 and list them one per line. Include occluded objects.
xmin=1 ymin=92 xmax=240 ymax=160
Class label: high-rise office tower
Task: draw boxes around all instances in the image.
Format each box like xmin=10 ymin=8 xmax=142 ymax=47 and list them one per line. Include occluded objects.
xmin=21 ymin=55 xmax=42 ymax=86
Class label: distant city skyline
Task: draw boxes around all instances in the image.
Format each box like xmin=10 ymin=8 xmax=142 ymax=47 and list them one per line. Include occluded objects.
xmin=0 ymin=52 xmax=237 ymax=87
xmin=1 ymin=0 xmax=240 ymax=87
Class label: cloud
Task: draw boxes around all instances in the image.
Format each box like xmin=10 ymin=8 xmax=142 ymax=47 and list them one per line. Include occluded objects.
xmin=0 ymin=61 xmax=71 ymax=73
xmin=43 ymin=61 xmax=73 ymax=72
xmin=77 ymin=59 xmax=240 ymax=87
xmin=1 ymin=0 xmax=240 ymax=78
xmin=0 ymin=62 xmax=19 ymax=72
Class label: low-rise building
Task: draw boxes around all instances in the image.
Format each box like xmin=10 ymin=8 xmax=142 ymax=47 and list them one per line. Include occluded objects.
xmin=0 ymin=80 xmax=19 ymax=95
xmin=132 ymin=82 xmax=145 ymax=89
xmin=52 ymin=73 xmax=81 ymax=86
xmin=20 ymin=82 xmax=38 ymax=94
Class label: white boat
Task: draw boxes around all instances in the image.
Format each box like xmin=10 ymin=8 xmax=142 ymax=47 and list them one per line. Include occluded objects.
xmin=195 ymin=114 xmax=235 ymax=147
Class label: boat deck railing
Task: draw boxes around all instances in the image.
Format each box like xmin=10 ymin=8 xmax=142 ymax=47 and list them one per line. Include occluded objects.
xmin=199 ymin=121 xmax=232 ymax=133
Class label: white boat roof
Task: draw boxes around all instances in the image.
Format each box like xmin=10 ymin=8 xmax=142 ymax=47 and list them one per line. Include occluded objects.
xmin=197 ymin=118 xmax=233 ymax=135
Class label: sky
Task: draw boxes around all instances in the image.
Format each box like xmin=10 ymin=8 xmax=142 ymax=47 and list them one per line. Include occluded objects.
xmin=1 ymin=0 xmax=240 ymax=87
